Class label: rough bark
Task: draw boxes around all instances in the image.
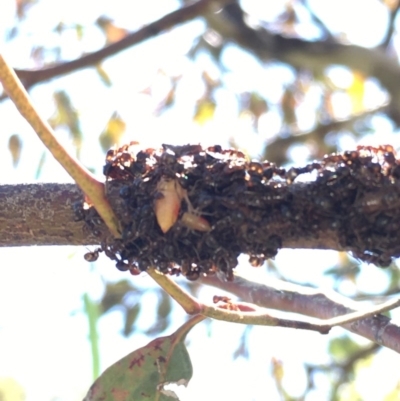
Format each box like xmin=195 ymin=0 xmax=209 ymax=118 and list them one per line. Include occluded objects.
xmin=0 ymin=183 xmax=89 ymax=246
xmin=0 ymin=181 xmax=339 ymax=248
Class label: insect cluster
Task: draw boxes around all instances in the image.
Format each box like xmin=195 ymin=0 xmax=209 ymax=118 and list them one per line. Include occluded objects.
xmin=75 ymin=143 xmax=400 ymax=280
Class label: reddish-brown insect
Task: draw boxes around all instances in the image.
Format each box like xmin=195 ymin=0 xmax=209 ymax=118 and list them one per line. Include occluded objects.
xmin=154 ymin=176 xmax=212 ymax=233
xmin=180 ymin=212 xmax=211 ymax=232
xmin=213 ymin=295 xmax=231 ymax=304
xmin=84 ymin=248 xmax=101 ymax=262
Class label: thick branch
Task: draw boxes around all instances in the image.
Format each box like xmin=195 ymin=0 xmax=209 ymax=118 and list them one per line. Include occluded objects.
xmin=0 ymin=183 xmax=92 ymax=246
xmin=0 ymin=182 xmax=337 ymax=248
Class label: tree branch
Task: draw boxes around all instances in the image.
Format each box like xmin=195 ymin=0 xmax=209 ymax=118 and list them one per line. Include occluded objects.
xmin=0 ymin=0 xmax=230 ymax=97
xmin=263 ymin=104 xmax=389 ymax=165
xmin=0 ymin=183 xmax=93 ymax=246
xmin=149 ymin=267 xmax=400 ymax=335
xmin=200 ymin=274 xmax=400 ymax=353
xmin=206 ymin=2 xmax=400 ymax=122
xmin=380 ymin=1 xmax=400 ymax=50
xmin=0 ymin=182 xmax=338 ymax=248
xmin=0 ymin=54 xmax=121 ymax=237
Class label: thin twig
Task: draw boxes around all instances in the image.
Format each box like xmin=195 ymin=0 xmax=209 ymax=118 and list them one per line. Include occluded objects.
xmin=200 ymin=274 xmax=400 ymax=353
xmin=148 ymin=268 xmax=400 ymax=335
xmin=300 ymin=0 xmax=334 ymax=40
xmin=380 ymin=1 xmax=400 ymax=50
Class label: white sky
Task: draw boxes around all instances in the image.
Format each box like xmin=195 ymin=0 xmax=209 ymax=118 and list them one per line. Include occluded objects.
xmin=1 ymin=1 xmax=400 ymax=400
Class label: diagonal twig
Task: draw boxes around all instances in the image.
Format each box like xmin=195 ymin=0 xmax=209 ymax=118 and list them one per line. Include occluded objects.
xmin=200 ymin=274 xmax=400 ymax=353
xmin=148 ymin=268 xmax=400 ymax=336
xmin=380 ymin=0 xmax=400 ymax=50
xmin=0 ymin=54 xmax=121 ymax=237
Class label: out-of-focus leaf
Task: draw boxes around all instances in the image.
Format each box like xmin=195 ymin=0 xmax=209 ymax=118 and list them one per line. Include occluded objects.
xmin=95 ymin=64 xmax=112 ymax=87
xmin=99 ymin=112 xmax=126 ymax=152
xmin=0 ymin=377 xmax=25 ymax=401
xmin=271 ymin=358 xmax=295 ymax=401
xmin=383 ymin=382 xmax=400 ymax=401
xmin=6 ymin=27 xmax=18 ymax=41
xmin=188 ymin=34 xmax=224 ymax=63
xmin=271 ymin=357 xmax=284 ymax=385
xmin=386 ymin=265 xmax=400 ymax=293
xmin=201 ymin=70 xmax=220 ymax=89
xmin=193 ymin=98 xmax=216 ymax=125
xmin=347 ymin=71 xmax=365 ymax=114
xmin=100 ymin=280 xmax=135 ymax=314
xmin=96 ymin=16 xmax=128 ymax=44
xmin=281 ymin=87 xmax=297 ymax=126
xmin=84 ymin=318 xmax=202 ymax=401
xmin=146 ymin=291 xmax=172 ymax=335
xmin=382 ymin=0 xmax=399 ymax=11
xmin=49 ymin=90 xmax=83 ymax=158
xmin=163 ymin=86 xmax=176 ymax=108
xmin=325 ymin=252 xmax=360 ymax=283
xmin=233 ymin=326 xmax=250 ymax=359
xmin=318 ymin=91 xmax=335 ymax=121
xmin=329 ymin=335 xmax=363 ymax=363
xmin=8 ymin=134 xmax=22 ymax=168
xmin=35 ymin=152 xmax=46 ymax=180
xmin=239 ymin=91 xmax=268 ymax=128
xmin=336 ymin=382 xmax=362 ymax=401
xmin=123 ymin=304 xmax=141 ymax=337
xmin=75 ymin=23 xmax=84 ymax=40
xmin=54 ymin=22 xmax=83 ymax=40
xmin=248 ymin=92 xmax=268 ymax=119
xmin=54 ymin=21 xmax=66 ymax=35
xmin=157 ymin=292 xmax=172 ymax=319
xmin=15 ymin=0 xmax=37 ymax=19
xmin=277 ymin=3 xmax=298 ymax=35
xmin=30 ymin=46 xmax=45 ymax=65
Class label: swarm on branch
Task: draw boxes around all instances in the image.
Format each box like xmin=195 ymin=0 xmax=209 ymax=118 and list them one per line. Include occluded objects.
xmin=73 ymin=143 xmax=400 ymax=280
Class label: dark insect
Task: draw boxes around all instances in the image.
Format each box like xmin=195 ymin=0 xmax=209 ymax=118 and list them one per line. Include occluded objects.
xmin=72 ymin=201 xmax=85 ymax=222
xmin=115 ymin=260 xmax=130 ymax=271
xmin=84 ymin=248 xmax=101 ymax=262
xmin=83 ymin=142 xmax=400 ymax=280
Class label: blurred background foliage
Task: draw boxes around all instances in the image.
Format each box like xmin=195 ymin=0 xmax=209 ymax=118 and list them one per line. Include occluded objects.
xmin=2 ymin=0 xmax=400 ymax=400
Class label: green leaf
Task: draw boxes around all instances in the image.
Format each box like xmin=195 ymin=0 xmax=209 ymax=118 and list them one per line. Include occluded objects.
xmin=84 ymin=317 xmax=203 ymax=401
xmin=83 ymin=293 xmax=101 ymax=380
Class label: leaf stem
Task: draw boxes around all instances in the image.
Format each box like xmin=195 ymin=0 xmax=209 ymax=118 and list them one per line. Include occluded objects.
xmin=0 ymin=54 xmax=121 ymax=237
